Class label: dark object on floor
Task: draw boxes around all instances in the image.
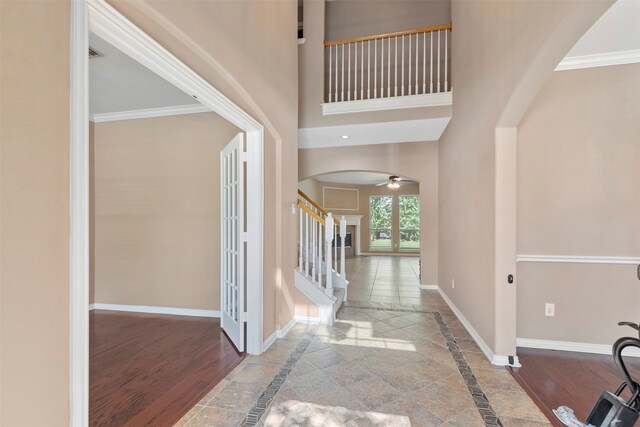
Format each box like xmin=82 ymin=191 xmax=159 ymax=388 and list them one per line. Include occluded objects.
xmin=555 ymin=322 xmax=640 ymax=427
xmin=90 ymin=310 xmax=244 ymax=426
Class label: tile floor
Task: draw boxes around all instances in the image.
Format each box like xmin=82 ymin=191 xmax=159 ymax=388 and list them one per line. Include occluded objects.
xmin=344 ymin=256 xmax=427 ymax=306
xmin=175 ymin=261 xmax=551 ymax=426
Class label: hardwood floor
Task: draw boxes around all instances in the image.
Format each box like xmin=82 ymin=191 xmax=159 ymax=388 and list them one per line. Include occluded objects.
xmin=90 ymin=310 xmax=244 ymax=427
xmin=509 ymin=347 xmax=640 ymax=426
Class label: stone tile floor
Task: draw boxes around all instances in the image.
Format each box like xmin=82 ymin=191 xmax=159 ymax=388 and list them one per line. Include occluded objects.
xmin=175 ymin=283 xmax=550 ymax=426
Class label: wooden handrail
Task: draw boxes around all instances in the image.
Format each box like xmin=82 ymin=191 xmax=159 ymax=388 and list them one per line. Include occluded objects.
xmin=298 ymin=200 xmax=326 ymax=225
xmin=324 ymin=23 xmax=452 ymax=47
xmin=297 ymin=190 xmax=339 ymax=225
xmin=298 ymin=189 xmax=328 ymax=215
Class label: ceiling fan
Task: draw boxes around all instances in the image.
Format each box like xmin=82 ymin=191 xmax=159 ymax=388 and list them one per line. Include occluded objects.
xmin=375 ymin=175 xmax=414 ymax=189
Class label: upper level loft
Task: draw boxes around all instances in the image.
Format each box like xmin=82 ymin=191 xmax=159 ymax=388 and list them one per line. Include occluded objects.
xmin=322 ymin=23 xmax=452 ymax=115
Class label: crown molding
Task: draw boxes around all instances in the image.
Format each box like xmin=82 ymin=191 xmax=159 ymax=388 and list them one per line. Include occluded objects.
xmin=555 ymin=49 xmax=640 ymax=71
xmin=90 ymin=104 xmax=210 ymax=122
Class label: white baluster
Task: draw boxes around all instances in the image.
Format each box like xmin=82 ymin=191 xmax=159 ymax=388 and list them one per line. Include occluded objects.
xmin=437 ymin=30 xmax=441 ymax=93
xmin=334 ymin=45 xmax=338 ymax=102
xmin=347 ymin=42 xmax=351 ymax=101
xmin=387 ymin=37 xmax=391 ymax=97
xmin=422 ymin=32 xmax=426 ymax=94
xmin=401 ymin=35 xmax=405 ymax=96
xmin=340 ymin=216 xmax=347 ymax=280
xmin=328 ymin=45 xmax=332 ymax=103
xmin=374 ymin=39 xmax=377 ymax=98
xmin=299 ymin=205 xmax=303 ymax=269
xmin=367 ymin=40 xmax=371 ymax=99
xmin=381 ymin=38 xmax=384 ymax=97
xmin=318 ymin=223 xmax=323 ymax=284
xmin=408 ymin=33 xmax=412 ymax=95
xmin=325 ymin=214 xmax=334 ymax=295
xmin=445 ymin=29 xmax=448 ymax=92
xmin=304 ymin=212 xmax=309 ymax=276
xmin=415 ymin=33 xmax=419 ymax=94
xmin=430 ymin=32 xmax=433 ymax=93
xmin=394 ymin=36 xmax=398 ymax=96
xmin=311 ymin=215 xmax=316 ymax=282
xmin=360 ymin=41 xmax=364 ymax=99
xmin=354 ymin=41 xmax=357 ymax=100
xmin=341 ymin=44 xmax=344 ymax=101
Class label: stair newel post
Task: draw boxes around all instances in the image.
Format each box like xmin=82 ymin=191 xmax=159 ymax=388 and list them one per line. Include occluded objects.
xmin=304 ymin=211 xmax=309 ymax=276
xmin=311 ymin=215 xmax=316 ymax=283
xmin=340 ymin=216 xmax=347 ymax=280
xmin=325 ymin=213 xmax=334 ymax=296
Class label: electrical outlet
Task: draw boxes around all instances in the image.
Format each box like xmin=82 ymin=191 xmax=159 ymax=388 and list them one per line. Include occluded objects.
xmin=452 ymin=279 xmax=455 ymax=289
xmin=545 ymin=303 xmax=555 ymax=317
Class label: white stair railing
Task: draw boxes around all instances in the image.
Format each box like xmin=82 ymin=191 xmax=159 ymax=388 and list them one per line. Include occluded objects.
xmin=297 ymin=191 xmax=348 ymax=297
xmin=324 ymin=23 xmax=452 ymax=103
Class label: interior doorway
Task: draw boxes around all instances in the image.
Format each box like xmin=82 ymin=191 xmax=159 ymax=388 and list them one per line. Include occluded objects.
xmin=71 ymin=0 xmax=265 ymax=424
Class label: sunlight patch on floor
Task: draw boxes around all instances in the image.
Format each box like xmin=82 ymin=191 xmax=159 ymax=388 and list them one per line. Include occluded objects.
xmin=264 ymin=400 xmax=411 ymax=427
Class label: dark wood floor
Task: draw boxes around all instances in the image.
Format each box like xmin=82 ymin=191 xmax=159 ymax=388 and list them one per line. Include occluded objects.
xmin=90 ymin=310 xmax=244 ymax=427
xmin=509 ymin=347 xmax=640 ymax=426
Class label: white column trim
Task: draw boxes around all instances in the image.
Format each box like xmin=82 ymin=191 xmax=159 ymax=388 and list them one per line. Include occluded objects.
xmin=70 ymin=1 xmax=89 ymax=425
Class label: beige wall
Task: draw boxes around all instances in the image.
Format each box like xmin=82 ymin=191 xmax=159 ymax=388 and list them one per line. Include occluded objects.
xmin=325 ymin=0 xmax=450 ymax=41
xmin=91 ymin=113 xmax=240 ymax=310
xmin=108 ymin=0 xmax=299 ymax=339
xmin=1 ymin=1 xmax=71 ymax=425
xmin=315 ymin=182 xmax=420 ymax=255
xmin=517 ymin=63 xmax=640 ymax=345
xmin=437 ymin=0 xmax=612 ymax=357
xmin=298 ymin=0 xmax=451 ymax=129
xmin=298 ymin=177 xmax=322 ymax=203
xmin=298 ymin=141 xmax=438 ymax=288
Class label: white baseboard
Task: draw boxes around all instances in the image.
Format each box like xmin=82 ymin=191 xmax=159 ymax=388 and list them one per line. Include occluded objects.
xmin=262 ymin=316 xmax=300 ymax=352
xmin=294 ymin=315 xmax=321 ymax=324
xmin=437 ymin=287 xmax=520 ymax=367
xmin=420 ymin=284 xmax=438 ymax=290
xmin=277 ymin=317 xmax=296 ymax=339
xmin=262 ymin=332 xmax=277 ymax=352
xmin=517 ymin=338 xmax=640 ymax=358
xmin=90 ymin=303 xmax=220 ymax=318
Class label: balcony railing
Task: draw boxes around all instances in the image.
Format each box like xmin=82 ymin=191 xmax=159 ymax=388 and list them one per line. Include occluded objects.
xmin=324 ymin=23 xmax=452 ymax=104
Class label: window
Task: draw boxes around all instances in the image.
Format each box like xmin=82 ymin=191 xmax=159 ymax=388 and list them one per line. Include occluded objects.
xmin=369 ymin=195 xmax=393 ymax=250
xmin=399 ymin=195 xmax=420 ymax=250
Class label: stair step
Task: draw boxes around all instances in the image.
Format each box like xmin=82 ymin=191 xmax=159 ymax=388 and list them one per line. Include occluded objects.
xmin=333 ymin=288 xmax=346 ymax=315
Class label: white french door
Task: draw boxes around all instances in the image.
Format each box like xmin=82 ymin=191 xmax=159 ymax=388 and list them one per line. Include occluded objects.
xmin=221 ymin=133 xmax=245 ymax=352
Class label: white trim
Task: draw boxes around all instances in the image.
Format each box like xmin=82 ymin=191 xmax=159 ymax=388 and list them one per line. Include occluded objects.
xmin=262 ymin=332 xmax=277 ymax=352
xmin=419 ymin=284 xmax=438 ymax=290
xmin=91 ymin=303 xmax=221 ymax=318
xmin=322 ymin=186 xmax=360 ymax=211
xmin=294 ymin=315 xmax=322 ymax=324
xmin=261 ymin=317 xmax=298 ymax=352
xmin=70 ymin=2 xmax=89 ymax=425
xmin=86 ymin=0 xmax=263 ymax=355
xmin=517 ymin=255 xmax=640 ymax=265
xmin=297 ymin=38 xmax=306 ymax=45
xmin=88 ymin=304 xmax=95 ymax=311
xmin=90 ymin=104 xmax=210 ymax=122
xmin=517 ymin=338 xmax=640 ymax=358
xmin=277 ymin=317 xmax=297 ymax=339
xmin=555 ymin=49 xmax=640 ymax=71
xmin=322 ymin=91 xmax=452 ymax=115
xmin=437 ymin=287 xmax=520 ymax=367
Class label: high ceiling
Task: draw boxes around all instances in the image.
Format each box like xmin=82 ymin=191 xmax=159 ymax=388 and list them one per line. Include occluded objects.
xmin=311 ymin=171 xmax=417 ymax=186
xmin=89 ymin=32 xmax=201 ymax=116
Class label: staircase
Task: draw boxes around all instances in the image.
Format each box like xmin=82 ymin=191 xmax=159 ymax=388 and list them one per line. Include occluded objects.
xmin=296 ymin=190 xmax=349 ymax=325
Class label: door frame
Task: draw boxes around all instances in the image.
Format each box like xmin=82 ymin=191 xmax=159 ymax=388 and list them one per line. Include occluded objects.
xmin=70 ymin=0 xmax=264 ymax=424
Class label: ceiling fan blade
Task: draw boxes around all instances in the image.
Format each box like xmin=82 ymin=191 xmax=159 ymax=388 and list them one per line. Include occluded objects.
xmin=376 ymin=182 xmax=388 ymax=187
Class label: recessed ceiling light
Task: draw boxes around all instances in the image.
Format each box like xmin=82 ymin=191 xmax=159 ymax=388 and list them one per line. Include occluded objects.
xmin=341 ymin=135 xmax=349 ymax=139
